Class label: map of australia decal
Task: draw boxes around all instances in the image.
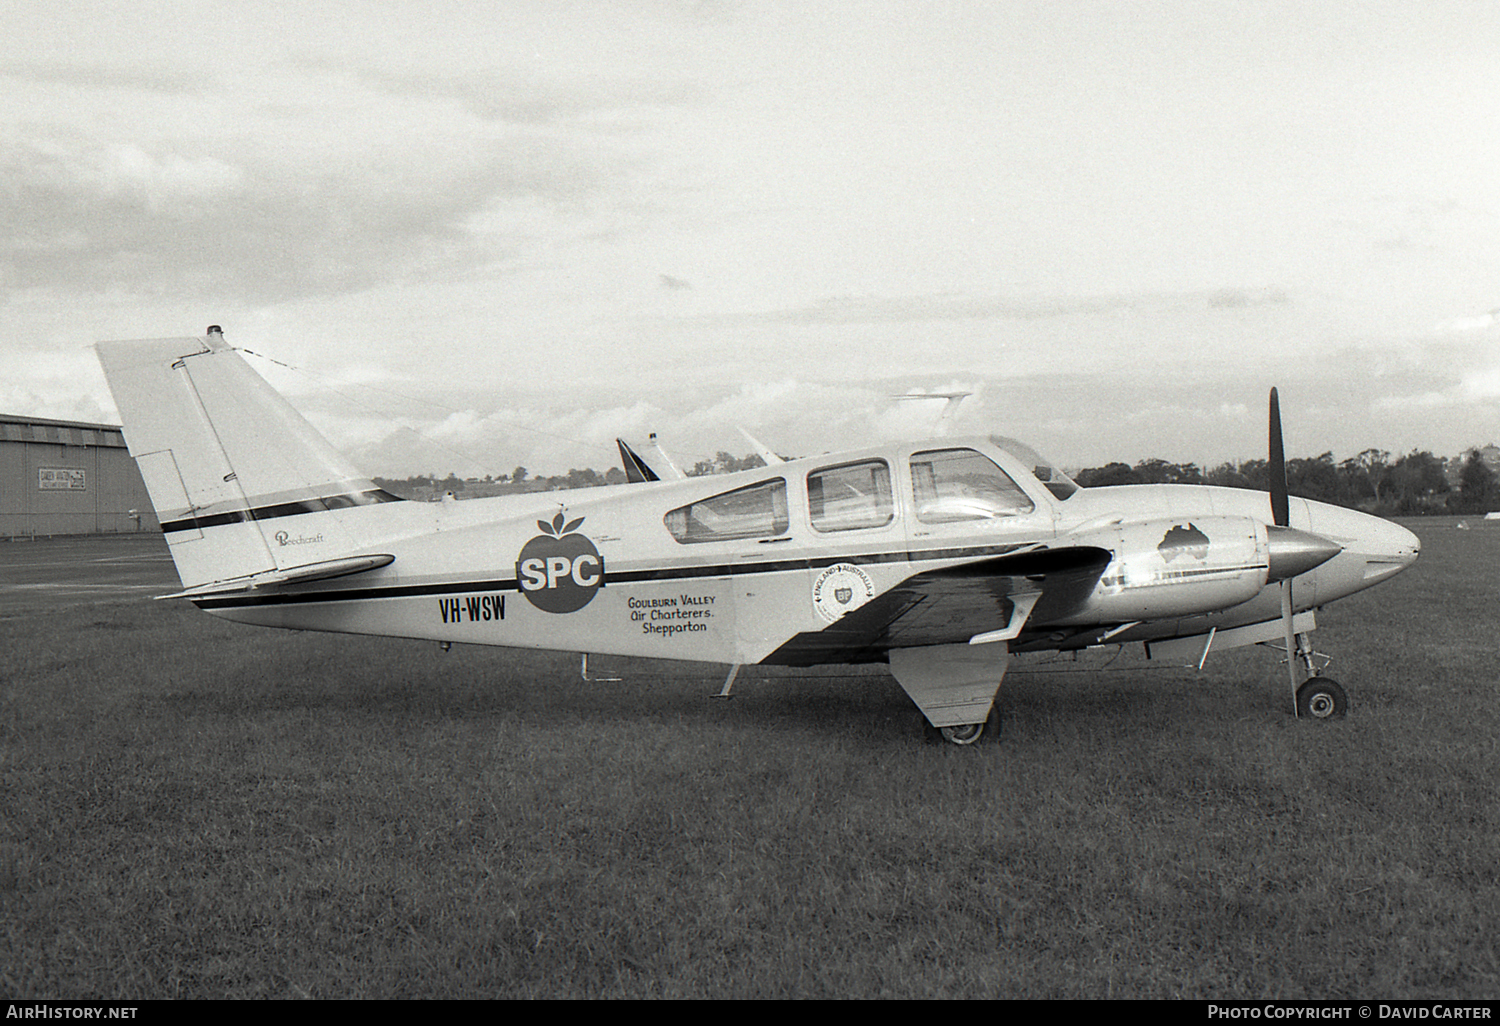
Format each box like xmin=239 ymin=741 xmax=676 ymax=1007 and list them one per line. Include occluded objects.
xmin=1157 ymin=523 xmax=1211 ymax=562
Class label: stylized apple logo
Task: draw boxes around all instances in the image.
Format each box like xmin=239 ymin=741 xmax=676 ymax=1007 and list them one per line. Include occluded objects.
xmin=516 ymin=512 xmax=605 ymax=613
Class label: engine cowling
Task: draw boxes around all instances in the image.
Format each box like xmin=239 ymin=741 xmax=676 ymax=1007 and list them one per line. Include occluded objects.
xmin=1060 ymin=515 xmax=1271 ymax=622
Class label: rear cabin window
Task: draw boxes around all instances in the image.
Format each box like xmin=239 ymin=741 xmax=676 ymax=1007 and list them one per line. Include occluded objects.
xmin=665 ymin=478 xmax=789 ymax=543
xmin=808 ymin=460 xmax=894 ymax=532
xmin=910 ymin=448 xmax=1035 ymax=522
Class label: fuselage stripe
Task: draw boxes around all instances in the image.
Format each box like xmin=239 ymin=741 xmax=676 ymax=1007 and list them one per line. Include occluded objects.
xmin=159 ymin=489 xmax=404 ymax=534
xmin=190 ymin=542 xmax=1034 ymax=610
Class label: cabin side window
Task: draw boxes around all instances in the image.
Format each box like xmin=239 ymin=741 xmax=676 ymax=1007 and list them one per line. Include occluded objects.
xmin=664 ymin=478 xmax=789 ymax=543
xmin=910 ymin=448 xmax=1035 ymax=523
xmin=807 ymin=459 xmax=894 ymax=532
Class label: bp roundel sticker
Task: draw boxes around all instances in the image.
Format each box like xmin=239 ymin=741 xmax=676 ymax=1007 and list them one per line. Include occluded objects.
xmin=516 ymin=512 xmax=605 ymax=614
xmin=812 ymin=562 xmax=876 ymax=623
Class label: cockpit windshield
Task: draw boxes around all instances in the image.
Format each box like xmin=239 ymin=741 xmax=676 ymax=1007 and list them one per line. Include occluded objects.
xmin=989 ymin=435 xmax=1080 ymax=500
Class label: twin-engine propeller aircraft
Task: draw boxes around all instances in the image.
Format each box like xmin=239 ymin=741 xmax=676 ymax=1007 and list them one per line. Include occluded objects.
xmin=96 ymin=329 xmax=1419 ymax=744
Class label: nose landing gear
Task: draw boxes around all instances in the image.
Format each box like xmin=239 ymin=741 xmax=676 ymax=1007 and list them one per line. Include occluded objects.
xmin=1285 ymin=632 xmax=1347 ymax=720
xmin=1295 ymin=676 xmax=1348 ymax=720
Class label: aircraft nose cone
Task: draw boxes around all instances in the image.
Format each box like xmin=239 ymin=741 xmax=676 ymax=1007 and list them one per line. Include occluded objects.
xmin=1266 ymin=525 xmax=1344 ymax=582
xmin=1362 ymin=519 xmax=1420 ymax=581
xmin=1396 ymin=524 xmax=1420 ymax=563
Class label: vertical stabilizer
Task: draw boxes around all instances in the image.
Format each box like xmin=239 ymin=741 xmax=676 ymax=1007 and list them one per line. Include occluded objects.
xmin=95 ymin=328 xmax=401 ymax=588
xmin=616 ymin=438 xmax=660 ymax=483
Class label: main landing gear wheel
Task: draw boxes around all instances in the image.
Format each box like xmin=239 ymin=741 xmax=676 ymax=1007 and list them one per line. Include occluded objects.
xmin=1296 ymin=677 xmax=1348 ymax=720
xmin=940 ymin=723 xmax=985 ymax=745
xmin=933 ymin=708 xmax=1002 ymax=746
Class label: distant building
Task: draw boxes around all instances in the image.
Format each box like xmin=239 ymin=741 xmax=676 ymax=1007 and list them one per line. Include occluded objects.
xmin=1480 ymin=445 xmax=1500 ymax=473
xmin=1444 ymin=445 xmax=1500 ymax=490
xmin=0 ymin=414 xmax=156 ymax=537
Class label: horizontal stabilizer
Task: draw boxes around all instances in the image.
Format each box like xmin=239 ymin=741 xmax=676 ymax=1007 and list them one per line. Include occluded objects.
xmin=737 ymin=427 xmax=785 ymax=466
xmin=157 ymin=554 xmax=395 ymax=600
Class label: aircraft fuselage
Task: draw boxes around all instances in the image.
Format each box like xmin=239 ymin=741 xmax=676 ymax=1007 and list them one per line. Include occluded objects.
xmin=190 ymin=435 xmax=1418 ymax=669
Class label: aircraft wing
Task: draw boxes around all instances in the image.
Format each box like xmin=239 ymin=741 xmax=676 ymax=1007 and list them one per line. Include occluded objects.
xmin=766 ymin=545 xmax=1113 ymax=665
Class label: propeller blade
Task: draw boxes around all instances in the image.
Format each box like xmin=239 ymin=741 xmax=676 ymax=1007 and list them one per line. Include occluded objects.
xmin=1281 ymin=578 xmax=1300 ymax=716
xmin=1271 ymin=387 xmax=1300 ymax=714
xmin=1269 ymin=387 xmax=1290 ymax=528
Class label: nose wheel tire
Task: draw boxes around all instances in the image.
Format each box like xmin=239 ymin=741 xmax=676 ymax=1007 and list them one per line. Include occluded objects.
xmin=1296 ymin=677 xmax=1348 ymax=720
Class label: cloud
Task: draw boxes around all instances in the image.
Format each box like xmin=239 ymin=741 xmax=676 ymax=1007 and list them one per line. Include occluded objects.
xmin=0 ymin=58 xmax=678 ymax=305
xmin=91 ymin=144 xmax=246 ymax=203
xmin=1372 ymin=391 xmax=1453 ymax=412
xmin=1461 ymin=364 xmax=1500 ymax=401
xmin=0 ymin=349 xmax=112 ymax=424
xmin=0 ymin=135 xmax=452 ymax=299
xmin=343 ymin=62 xmax=712 ymax=128
xmin=1433 ymin=308 xmax=1500 ymax=333
xmin=0 ymin=60 xmax=202 ymax=94
xmin=348 ymin=395 xmax=681 ymax=478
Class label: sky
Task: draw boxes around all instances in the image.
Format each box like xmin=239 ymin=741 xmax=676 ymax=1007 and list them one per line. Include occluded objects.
xmin=3 ymin=0 xmax=1499 ymax=477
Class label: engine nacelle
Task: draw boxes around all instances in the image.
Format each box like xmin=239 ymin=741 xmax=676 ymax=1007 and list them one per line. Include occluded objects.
xmin=1060 ymin=515 xmax=1270 ymax=622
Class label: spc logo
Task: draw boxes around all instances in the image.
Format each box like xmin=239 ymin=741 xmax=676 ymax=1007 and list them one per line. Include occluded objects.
xmin=516 ymin=512 xmax=605 ymax=613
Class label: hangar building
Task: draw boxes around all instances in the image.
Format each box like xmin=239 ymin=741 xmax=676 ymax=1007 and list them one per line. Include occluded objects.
xmin=1 ymin=414 xmax=157 ymax=538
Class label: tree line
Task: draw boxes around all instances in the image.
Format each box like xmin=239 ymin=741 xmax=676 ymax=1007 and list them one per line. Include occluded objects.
xmin=1073 ymin=448 xmax=1499 ymax=515
xmin=373 ymin=451 xmax=770 ymax=501
xmin=376 ymin=447 xmax=1499 ymax=515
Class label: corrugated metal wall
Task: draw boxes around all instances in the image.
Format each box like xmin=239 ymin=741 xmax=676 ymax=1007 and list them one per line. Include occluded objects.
xmin=0 ymin=418 xmax=158 ymax=537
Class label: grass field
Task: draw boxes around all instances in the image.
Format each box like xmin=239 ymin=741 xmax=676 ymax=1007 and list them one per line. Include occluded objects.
xmin=1 ymin=522 xmax=1496 ymax=998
